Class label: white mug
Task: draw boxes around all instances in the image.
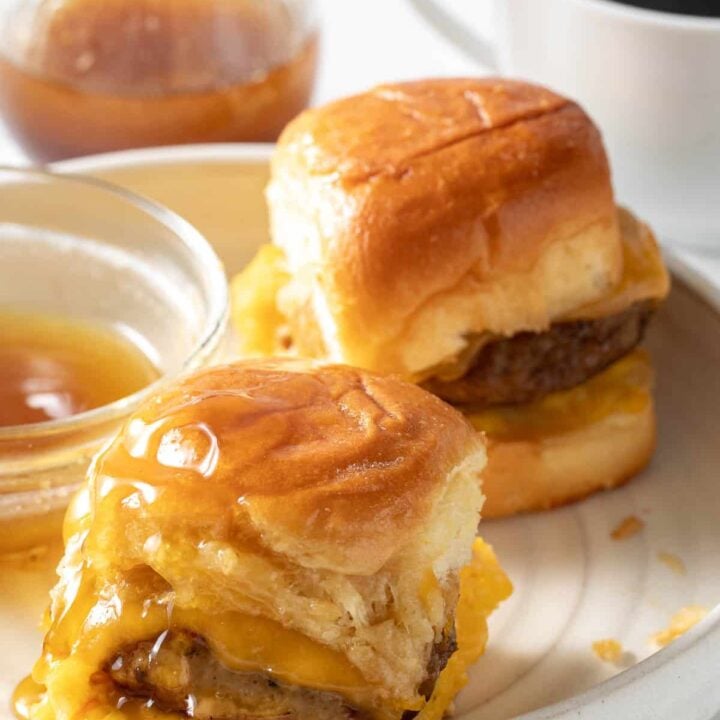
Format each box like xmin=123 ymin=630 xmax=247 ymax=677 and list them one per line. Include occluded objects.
xmin=410 ymin=0 xmax=720 ymax=246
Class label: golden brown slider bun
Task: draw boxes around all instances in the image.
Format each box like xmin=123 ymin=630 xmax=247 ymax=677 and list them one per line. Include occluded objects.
xmin=267 ymin=77 xmax=624 ymax=376
xmin=94 ymin=360 xmax=484 ymax=575
xmin=467 ymin=349 xmax=655 ymax=517
xmin=232 ymin=79 xmax=670 ymax=517
xmin=23 ymin=359 xmax=511 ymax=720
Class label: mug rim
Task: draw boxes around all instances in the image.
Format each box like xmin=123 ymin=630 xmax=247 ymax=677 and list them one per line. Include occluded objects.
xmin=568 ymin=0 xmax=720 ymax=29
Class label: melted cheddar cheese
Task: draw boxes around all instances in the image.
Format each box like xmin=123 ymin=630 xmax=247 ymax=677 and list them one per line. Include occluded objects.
xmin=230 ymin=243 xmax=289 ymax=356
xmin=564 ymin=207 xmax=669 ymax=321
xmin=418 ymin=539 xmax=512 ymax=720
xmin=19 ymin=537 xmax=510 ymax=720
xmin=27 ymin=577 xmax=388 ymax=720
xmin=466 ymin=350 xmax=652 ymax=442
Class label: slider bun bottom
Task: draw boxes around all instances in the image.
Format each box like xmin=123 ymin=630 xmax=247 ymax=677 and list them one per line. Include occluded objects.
xmin=480 ymin=401 xmax=654 ymax=518
xmin=465 ymin=351 xmax=656 ymax=518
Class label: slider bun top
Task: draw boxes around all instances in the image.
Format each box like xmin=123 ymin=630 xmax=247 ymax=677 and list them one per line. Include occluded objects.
xmin=90 ymin=358 xmax=485 ymax=576
xmin=268 ymin=77 xmax=623 ymax=376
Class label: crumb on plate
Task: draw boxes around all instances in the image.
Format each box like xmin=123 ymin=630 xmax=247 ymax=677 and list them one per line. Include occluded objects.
xmin=592 ymin=638 xmax=623 ymax=663
xmin=651 ymin=606 xmax=709 ymax=647
xmin=611 ymin=515 xmax=645 ymax=540
xmin=657 ymin=551 xmax=687 ymax=576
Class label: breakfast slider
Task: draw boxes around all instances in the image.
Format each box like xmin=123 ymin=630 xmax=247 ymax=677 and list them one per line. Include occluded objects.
xmin=232 ymin=77 xmax=670 ymax=517
xmin=20 ymin=359 xmax=511 ymax=720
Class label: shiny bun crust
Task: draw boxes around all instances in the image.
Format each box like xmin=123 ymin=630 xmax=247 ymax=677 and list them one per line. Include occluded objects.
xmin=94 ymin=358 xmax=484 ymax=574
xmin=268 ymin=77 xmax=622 ymax=376
xmin=83 ymin=360 xmax=487 ymax=701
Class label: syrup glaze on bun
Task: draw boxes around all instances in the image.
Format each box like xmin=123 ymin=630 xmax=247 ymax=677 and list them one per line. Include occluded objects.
xmin=21 ymin=359 xmax=511 ymax=720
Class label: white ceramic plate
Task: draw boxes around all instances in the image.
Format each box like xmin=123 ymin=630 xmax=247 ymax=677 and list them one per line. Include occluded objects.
xmin=1 ymin=145 xmax=719 ymax=720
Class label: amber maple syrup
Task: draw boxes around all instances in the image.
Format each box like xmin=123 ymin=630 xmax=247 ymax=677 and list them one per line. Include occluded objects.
xmin=0 ymin=311 xmax=159 ymax=427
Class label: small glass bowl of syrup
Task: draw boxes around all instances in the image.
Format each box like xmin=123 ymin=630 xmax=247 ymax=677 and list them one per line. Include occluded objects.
xmin=0 ymin=167 xmax=228 ymax=554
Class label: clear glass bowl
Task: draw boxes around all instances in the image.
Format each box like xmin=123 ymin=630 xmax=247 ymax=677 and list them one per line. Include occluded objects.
xmin=0 ymin=0 xmax=319 ymax=161
xmin=0 ymin=167 xmax=228 ymax=553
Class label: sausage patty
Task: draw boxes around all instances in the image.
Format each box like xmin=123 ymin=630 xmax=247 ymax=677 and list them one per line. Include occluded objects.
xmin=107 ymin=629 xmax=456 ymax=719
xmin=423 ymin=301 xmax=655 ymax=406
